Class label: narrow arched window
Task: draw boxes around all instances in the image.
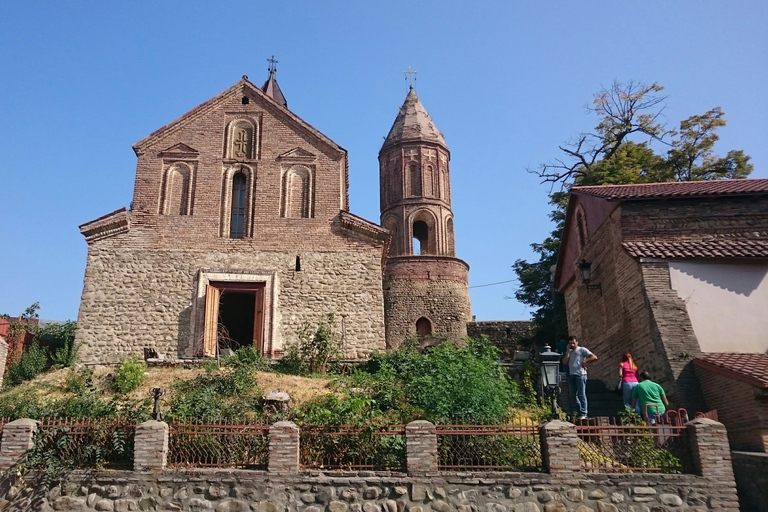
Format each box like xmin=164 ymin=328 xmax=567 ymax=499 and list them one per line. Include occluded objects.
xmin=413 ymin=220 xmax=429 ymax=255
xmin=409 ymin=163 xmax=421 ymax=196
xmin=576 ymin=209 xmax=587 ymax=251
xmin=230 ymin=173 xmax=247 ymax=238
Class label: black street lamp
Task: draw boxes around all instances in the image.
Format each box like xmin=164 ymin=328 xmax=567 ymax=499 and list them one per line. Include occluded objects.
xmin=577 ymin=259 xmax=602 ymax=295
xmin=539 ymin=344 xmax=561 ymax=420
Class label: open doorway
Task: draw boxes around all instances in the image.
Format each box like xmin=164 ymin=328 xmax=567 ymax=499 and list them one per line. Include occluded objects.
xmin=203 ymin=282 xmax=265 ymax=357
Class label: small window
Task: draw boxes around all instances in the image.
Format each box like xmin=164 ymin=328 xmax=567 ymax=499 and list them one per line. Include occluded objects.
xmin=295 ymin=256 xmax=301 ymax=272
xmin=242 ymin=96 xmax=249 ymax=105
xmin=230 ymin=173 xmax=247 ymax=238
xmin=576 ymin=209 xmax=588 ymax=250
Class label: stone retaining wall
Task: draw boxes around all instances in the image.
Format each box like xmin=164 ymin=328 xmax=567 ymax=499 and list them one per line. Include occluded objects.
xmin=0 ymin=469 xmax=737 ymax=511
xmin=731 ymin=451 xmax=768 ymax=512
xmin=0 ymin=419 xmax=740 ymax=510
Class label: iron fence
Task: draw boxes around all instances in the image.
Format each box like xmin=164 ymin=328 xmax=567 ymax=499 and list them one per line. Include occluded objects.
xmin=576 ymin=416 xmax=689 ymax=473
xmin=436 ymin=418 xmax=542 ymax=471
xmin=299 ymin=424 xmax=406 ymax=471
xmin=36 ymin=417 xmax=135 ymax=469
xmin=168 ymin=418 xmax=269 ymax=469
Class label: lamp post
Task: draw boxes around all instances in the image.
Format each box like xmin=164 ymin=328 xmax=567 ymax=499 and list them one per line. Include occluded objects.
xmin=539 ymin=344 xmax=561 ymax=420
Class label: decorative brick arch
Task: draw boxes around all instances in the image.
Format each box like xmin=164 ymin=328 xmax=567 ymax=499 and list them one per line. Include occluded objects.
xmin=575 ymin=204 xmax=588 ymax=251
xmin=409 ymin=209 xmax=438 ymax=255
xmin=280 ymin=165 xmax=313 ymax=218
xmin=219 ymin=164 xmax=256 ymax=238
xmin=224 ymin=118 xmax=258 ymax=160
xmin=159 ymin=162 xmax=195 ymax=215
xmin=445 ymin=216 xmax=455 ymax=256
xmin=382 ymin=214 xmax=400 ymax=256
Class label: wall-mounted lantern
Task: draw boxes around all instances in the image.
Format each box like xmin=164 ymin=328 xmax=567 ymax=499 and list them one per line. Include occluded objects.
xmin=577 ymin=259 xmax=602 ymax=295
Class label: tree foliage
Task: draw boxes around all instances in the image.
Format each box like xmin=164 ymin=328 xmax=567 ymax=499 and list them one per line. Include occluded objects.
xmin=518 ymin=81 xmax=753 ymax=343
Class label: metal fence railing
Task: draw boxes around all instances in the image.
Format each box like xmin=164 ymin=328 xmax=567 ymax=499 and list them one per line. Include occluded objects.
xmin=576 ymin=417 xmax=688 ymax=473
xmin=436 ymin=418 xmax=542 ymax=472
xmin=299 ymin=425 xmax=406 ymax=471
xmin=36 ymin=417 xmax=136 ymax=469
xmin=168 ymin=418 xmax=269 ymax=469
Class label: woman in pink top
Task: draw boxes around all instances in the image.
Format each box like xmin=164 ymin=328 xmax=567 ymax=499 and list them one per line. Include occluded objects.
xmin=619 ymin=353 xmax=641 ymax=413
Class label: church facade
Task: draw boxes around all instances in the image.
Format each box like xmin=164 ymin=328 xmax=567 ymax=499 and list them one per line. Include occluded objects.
xmin=75 ymin=70 xmax=471 ymax=363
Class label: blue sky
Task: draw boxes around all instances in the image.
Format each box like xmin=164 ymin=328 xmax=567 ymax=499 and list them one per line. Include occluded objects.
xmin=1 ymin=1 xmax=767 ymax=322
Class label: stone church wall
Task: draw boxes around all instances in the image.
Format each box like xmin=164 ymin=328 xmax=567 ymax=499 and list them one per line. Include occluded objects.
xmin=76 ymin=244 xmax=385 ymax=363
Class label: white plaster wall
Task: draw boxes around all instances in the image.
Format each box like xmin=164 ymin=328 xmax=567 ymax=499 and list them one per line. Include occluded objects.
xmin=669 ymin=261 xmax=768 ymax=353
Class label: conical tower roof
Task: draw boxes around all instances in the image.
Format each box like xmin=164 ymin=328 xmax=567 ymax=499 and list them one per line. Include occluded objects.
xmin=262 ymin=67 xmax=287 ymax=108
xmin=381 ymin=88 xmax=447 ymax=152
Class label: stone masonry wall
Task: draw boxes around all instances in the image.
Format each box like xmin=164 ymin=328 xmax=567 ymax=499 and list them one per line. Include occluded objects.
xmin=76 ymin=245 xmax=385 ymax=363
xmin=383 ymin=258 xmax=470 ymax=350
xmin=466 ymin=321 xmax=535 ymax=356
xmin=0 ymin=469 xmax=737 ymax=512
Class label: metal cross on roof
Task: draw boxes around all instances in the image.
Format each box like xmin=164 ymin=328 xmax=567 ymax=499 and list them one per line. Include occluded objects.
xmin=404 ymin=66 xmax=417 ymax=89
xmin=268 ymin=55 xmax=279 ymax=73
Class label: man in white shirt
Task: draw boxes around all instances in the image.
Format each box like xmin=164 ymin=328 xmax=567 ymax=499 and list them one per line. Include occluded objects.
xmin=562 ymin=335 xmax=598 ymax=419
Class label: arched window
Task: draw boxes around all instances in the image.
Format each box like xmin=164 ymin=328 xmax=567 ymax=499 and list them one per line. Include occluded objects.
xmin=413 ymin=220 xmax=429 ymax=255
xmin=446 ymin=217 xmax=455 ymax=256
xmin=281 ymin=166 xmax=312 ymax=218
xmin=410 ymin=210 xmax=438 ymax=255
xmin=424 ymin=165 xmax=434 ymax=197
xmin=230 ymin=173 xmax=247 ymax=238
xmin=409 ymin=163 xmax=421 ymax=196
xmin=416 ymin=317 xmax=432 ymax=338
xmin=383 ymin=215 xmax=399 ymax=256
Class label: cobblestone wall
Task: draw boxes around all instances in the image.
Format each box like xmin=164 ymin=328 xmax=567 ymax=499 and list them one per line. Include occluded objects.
xmin=76 ymin=245 xmax=386 ymax=363
xmin=0 ymin=469 xmax=738 ymax=511
xmin=466 ymin=321 xmax=535 ymax=356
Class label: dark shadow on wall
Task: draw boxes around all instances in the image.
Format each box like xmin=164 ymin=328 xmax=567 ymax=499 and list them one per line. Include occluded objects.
xmin=672 ymin=261 xmax=767 ymax=296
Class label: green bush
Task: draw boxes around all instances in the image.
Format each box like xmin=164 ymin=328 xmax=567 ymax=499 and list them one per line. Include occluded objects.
xmin=281 ymin=313 xmax=341 ymax=375
xmin=38 ymin=321 xmax=80 ymax=368
xmin=7 ymin=342 xmax=50 ymax=386
xmin=356 ymin=336 xmax=521 ymax=423
xmin=112 ymin=355 xmax=146 ymax=394
xmin=166 ymin=367 xmax=261 ymax=420
xmin=223 ymin=346 xmax=270 ymax=372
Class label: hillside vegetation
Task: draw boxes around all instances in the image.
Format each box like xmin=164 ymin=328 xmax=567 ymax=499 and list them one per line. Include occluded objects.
xmin=0 ymin=338 xmax=542 ymax=425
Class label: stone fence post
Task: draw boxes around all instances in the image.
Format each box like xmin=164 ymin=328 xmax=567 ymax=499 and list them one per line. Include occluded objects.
xmin=687 ymin=418 xmax=740 ymax=509
xmin=406 ymin=420 xmax=437 ymax=475
xmin=0 ymin=418 xmax=38 ymax=471
xmin=133 ymin=420 xmax=168 ymax=471
xmin=269 ymin=421 xmax=299 ymax=473
xmin=540 ymin=420 xmax=580 ymax=475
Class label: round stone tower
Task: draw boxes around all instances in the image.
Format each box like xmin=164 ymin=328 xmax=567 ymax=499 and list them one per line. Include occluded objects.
xmin=379 ymin=86 xmax=472 ymax=349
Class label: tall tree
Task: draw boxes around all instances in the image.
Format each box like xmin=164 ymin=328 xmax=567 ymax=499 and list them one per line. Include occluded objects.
xmin=516 ymin=81 xmax=753 ymax=345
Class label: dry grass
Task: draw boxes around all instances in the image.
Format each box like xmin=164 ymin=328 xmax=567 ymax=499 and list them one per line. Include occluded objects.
xmin=2 ymin=364 xmax=336 ymax=408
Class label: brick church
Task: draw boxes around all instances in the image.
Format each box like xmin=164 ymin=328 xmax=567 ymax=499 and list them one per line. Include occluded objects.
xmin=75 ymin=66 xmax=472 ymax=363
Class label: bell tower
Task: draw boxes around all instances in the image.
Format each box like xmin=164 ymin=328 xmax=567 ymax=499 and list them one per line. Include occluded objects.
xmin=379 ymin=84 xmax=471 ymax=349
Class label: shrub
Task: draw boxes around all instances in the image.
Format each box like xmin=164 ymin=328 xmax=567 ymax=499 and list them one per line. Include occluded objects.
xmin=7 ymin=342 xmax=49 ymax=386
xmin=113 ymin=355 xmax=146 ymax=394
xmin=224 ymin=346 xmax=270 ymax=372
xmin=358 ymin=336 xmax=521 ymax=423
xmin=281 ymin=313 xmax=341 ymax=375
xmin=166 ymin=367 xmax=261 ymax=420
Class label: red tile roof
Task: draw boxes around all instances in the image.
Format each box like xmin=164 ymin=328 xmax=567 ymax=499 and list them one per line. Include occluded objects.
xmin=623 ymin=238 xmax=768 ymax=259
xmin=572 ymin=178 xmax=768 ymax=200
xmin=694 ymin=353 xmax=768 ymax=388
